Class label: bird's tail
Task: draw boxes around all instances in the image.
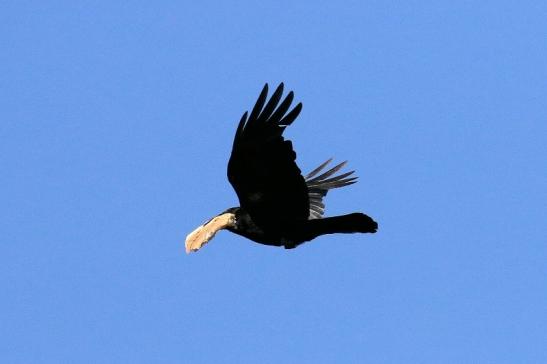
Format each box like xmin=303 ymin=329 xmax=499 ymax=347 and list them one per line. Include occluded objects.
xmin=286 ymin=213 xmax=378 ymax=248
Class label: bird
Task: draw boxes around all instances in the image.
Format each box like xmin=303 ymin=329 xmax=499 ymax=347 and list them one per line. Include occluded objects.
xmin=185 ymin=83 xmax=378 ymax=253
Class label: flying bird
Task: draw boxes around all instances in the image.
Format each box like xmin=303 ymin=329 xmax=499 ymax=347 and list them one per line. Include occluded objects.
xmin=185 ymin=83 xmax=378 ymax=253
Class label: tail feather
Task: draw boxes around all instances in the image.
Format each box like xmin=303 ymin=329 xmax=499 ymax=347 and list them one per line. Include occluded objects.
xmin=286 ymin=213 xmax=378 ymax=248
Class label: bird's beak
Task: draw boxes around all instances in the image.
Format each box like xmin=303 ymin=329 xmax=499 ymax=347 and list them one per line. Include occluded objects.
xmin=185 ymin=212 xmax=236 ymax=253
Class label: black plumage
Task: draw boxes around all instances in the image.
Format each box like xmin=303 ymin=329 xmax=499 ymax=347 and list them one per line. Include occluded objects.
xmin=185 ymin=83 xmax=377 ymax=253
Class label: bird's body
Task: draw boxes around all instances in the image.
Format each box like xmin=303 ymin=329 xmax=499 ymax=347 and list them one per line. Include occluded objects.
xmin=225 ymin=207 xmax=378 ymax=249
xmin=185 ymin=83 xmax=378 ymax=253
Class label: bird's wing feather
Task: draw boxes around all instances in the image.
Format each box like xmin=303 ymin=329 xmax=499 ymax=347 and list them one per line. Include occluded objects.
xmin=305 ymin=159 xmax=358 ymax=219
xmin=228 ymin=83 xmax=309 ymax=228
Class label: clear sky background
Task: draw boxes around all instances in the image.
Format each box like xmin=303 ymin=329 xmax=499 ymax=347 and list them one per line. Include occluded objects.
xmin=2 ymin=1 xmax=546 ymax=363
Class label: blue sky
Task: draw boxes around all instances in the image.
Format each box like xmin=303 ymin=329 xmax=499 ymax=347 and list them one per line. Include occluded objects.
xmin=2 ymin=1 xmax=546 ymax=363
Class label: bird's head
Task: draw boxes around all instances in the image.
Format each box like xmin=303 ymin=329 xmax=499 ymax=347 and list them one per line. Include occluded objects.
xmin=184 ymin=208 xmax=237 ymax=253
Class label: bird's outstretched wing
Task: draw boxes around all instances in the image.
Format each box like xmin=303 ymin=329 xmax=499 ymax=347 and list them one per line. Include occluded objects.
xmin=228 ymin=83 xmax=308 ymax=229
xmin=305 ymin=159 xmax=358 ymax=219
